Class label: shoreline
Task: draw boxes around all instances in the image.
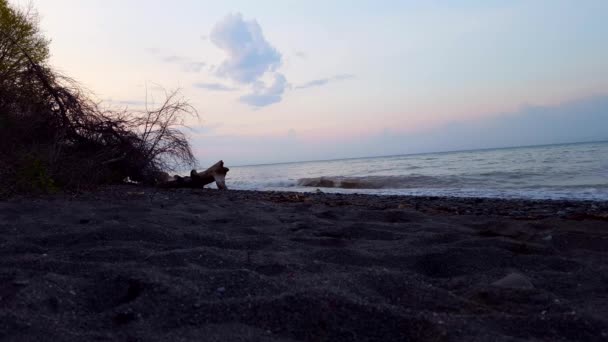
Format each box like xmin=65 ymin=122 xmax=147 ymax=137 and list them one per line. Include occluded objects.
xmin=1 ymin=186 xmax=607 ymax=340
xmin=230 ymin=186 xmax=608 ymax=203
xmin=39 ymin=185 xmax=608 ymax=220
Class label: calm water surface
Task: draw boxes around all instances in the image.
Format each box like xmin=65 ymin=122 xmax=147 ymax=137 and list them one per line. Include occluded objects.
xmin=227 ymin=142 xmax=608 ymax=201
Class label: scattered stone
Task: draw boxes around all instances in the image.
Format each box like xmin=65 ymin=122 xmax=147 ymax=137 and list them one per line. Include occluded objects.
xmin=217 ymin=287 xmax=225 ymax=293
xmin=492 ymin=272 xmax=534 ymax=290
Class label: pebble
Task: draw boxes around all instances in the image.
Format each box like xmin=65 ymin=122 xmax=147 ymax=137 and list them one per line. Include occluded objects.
xmin=543 ymin=235 xmax=553 ymax=241
xmin=217 ymin=287 xmax=225 ymax=293
xmin=492 ymin=272 xmax=534 ymax=290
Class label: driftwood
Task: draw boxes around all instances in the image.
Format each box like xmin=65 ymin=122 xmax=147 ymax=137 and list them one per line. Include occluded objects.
xmin=161 ymin=160 xmax=229 ymax=190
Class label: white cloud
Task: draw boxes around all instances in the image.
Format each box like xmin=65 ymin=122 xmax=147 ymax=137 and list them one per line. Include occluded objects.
xmin=333 ymin=73 xmax=355 ymax=81
xmin=296 ymin=78 xmax=329 ymax=89
xmin=239 ymin=73 xmax=288 ymax=107
xmin=193 ymin=82 xmax=238 ymax=91
xmin=296 ymin=74 xmax=356 ymax=89
xmin=159 ymin=55 xmax=206 ymax=73
xmin=210 ymin=13 xmax=282 ymax=84
xmin=104 ymin=99 xmax=147 ymax=107
xmin=182 ymin=62 xmax=206 ymax=73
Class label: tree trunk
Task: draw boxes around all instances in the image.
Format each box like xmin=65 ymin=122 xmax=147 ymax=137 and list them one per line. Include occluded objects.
xmin=159 ymin=160 xmax=230 ymax=189
xmin=191 ymin=160 xmax=230 ymax=190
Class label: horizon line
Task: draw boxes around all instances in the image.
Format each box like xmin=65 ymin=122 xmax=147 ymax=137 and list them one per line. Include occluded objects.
xmin=231 ymin=139 xmax=608 ymax=168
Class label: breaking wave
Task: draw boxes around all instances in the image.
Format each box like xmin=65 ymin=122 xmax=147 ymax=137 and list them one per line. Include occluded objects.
xmin=297 ymin=175 xmax=459 ymax=189
xmin=228 ymin=142 xmax=608 ymax=201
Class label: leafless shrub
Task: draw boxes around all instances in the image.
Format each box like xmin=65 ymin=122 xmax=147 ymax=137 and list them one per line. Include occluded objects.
xmin=0 ymin=8 xmax=199 ymax=194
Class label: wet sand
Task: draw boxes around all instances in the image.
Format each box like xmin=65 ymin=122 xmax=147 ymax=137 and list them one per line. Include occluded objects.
xmin=1 ymin=186 xmax=607 ymax=341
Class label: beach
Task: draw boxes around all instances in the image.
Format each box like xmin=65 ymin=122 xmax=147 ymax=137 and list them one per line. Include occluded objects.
xmin=1 ymin=186 xmax=607 ymax=341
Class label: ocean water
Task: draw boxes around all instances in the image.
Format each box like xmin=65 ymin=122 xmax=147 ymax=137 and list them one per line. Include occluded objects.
xmin=227 ymin=141 xmax=608 ymax=201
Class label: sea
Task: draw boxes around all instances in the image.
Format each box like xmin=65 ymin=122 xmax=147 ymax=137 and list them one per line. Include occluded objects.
xmin=226 ymin=141 xmax=608 ymax=201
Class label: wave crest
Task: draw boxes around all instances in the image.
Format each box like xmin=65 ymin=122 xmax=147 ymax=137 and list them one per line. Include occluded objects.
xmin=297 ymin=175 xmax=456 ymax=189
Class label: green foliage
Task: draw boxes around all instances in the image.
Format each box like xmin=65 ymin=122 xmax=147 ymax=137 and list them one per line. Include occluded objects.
xmin=0 ymin=1 xmax=197 ymax=197
xmin=15 ymin=155 xmax=58 ymax=194
xmin=0 ymin=1 xmax=57 ymax=196
xmin=0 ymin=0 xmax=50 ymax=77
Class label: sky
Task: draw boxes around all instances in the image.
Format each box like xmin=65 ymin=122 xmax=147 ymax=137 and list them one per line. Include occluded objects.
xmin=14 ymin=0 xmax=608 ymax=165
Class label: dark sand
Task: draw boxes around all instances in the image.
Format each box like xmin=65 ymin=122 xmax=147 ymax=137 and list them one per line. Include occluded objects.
xmin=1 ymin=186 xmax=607 ymax=341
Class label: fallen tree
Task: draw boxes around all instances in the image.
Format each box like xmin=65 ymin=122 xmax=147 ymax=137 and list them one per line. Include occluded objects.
xmin=161 ymin=160 xmax=230 ymax=190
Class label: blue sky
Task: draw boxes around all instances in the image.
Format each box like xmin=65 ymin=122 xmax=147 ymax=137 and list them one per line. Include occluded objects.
xmin=15 ymin=0 xmax=608 ymax=165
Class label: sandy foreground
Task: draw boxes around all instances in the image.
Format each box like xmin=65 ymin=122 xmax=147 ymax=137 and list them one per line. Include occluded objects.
xmin=0 ymin=186 xmax=607 ymax=341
